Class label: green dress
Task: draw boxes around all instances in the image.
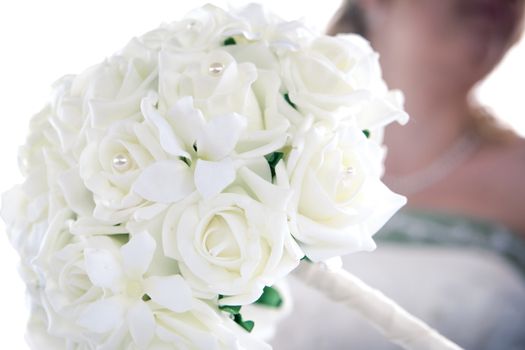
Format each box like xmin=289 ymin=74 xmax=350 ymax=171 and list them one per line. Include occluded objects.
xmin=377 ymin=208 xmax=525 ymax=277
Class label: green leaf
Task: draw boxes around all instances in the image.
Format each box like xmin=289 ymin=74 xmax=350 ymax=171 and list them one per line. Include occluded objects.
xmin=255 ymin=286 xmax=283 ymax=308
xmin=363 ymin=129 xmax=371 ymax=138
xmin=284 ymin=93 xmax=297 ymax=109
xmin=233 ymin=314 xmax=255 ymax=333
xmin=218 ymin=295 xmax=254 ymax=332
xmin=265 ymin=152 xmax=284 ymax=168
xmin=112 ymin=234 xmax=130 ymax=244
xmin=218 ymin=295 xmax=242 ymax=315
xmin=218 ymin=304 xmax=241 ymax=315
xmin=265 ymin=151 xmax=284 ymax=180
xmin=223 ymin=37 xmax=237 ymax=46
xmin=179 ymin=156 xmax=192 ymax=167
xmin=301 ymin=255 xmax=312 ymax=263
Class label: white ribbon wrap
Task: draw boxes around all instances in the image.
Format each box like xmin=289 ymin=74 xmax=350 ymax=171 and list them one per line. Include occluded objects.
xmin=293 ymin=261 xmax=463 ymax=350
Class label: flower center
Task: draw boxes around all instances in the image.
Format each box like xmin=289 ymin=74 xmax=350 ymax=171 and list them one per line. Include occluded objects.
xmin=186 ymin=20 xmax=197 ymax=30
xmin=204 ymin=216 xmax=240 ymax=259
xmin=335 ymin=163 xmax=363 ymax=203
xmin=341 ymin=166 xmax=355 ymax=185
xmin=208 ymin=62 xmax=225 ymax=76
xmin=126 ymin=281 xmax=143 ymax=299
xmin=112 ymin=153 xmax=132 ymax=172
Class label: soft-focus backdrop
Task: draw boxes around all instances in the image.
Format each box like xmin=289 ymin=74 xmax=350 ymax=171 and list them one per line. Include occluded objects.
xmin=0 ymin=1 xmax=523 ymax=348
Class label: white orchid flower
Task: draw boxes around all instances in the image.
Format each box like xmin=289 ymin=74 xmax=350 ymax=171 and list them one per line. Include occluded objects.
xmin=78 ymin=232 xmax=192 ymax=349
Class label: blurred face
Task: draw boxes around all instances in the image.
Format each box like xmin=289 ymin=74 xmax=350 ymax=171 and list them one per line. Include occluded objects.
xmin=367 ymin=0 xmax=525 ymax=95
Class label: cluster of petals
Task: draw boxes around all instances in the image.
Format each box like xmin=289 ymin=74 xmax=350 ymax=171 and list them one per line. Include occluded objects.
xmin=1 ymin=3 xmax=407 ymax=349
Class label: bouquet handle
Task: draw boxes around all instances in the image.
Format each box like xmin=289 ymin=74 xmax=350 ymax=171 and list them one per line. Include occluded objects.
xmin=293 ymin=261 xmax=463 ymax=350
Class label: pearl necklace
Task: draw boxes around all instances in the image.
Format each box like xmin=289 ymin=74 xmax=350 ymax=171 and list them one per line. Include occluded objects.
xmin=383 ymin=131 xmax=481 ymax=196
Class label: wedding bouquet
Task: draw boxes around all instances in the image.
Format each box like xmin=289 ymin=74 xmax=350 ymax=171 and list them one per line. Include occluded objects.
xmin=1 ymin=3 xmax=409 ymax=349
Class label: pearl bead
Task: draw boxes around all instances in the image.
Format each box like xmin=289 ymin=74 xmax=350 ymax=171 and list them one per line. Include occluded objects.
xmin=208 ymin=62 xmax=225 ymax=76
xmin=112 ymin=154 xmax=131 ymax=172
xmin=341 ymin=166 xmax=356 ymax=186
xmin=344 ymin=166 xmax=355 ymax=176
xmin=186 ymin=20 xmax=197 ymax=30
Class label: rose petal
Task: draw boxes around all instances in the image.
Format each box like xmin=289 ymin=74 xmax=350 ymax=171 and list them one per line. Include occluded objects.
xmin=298 ymin=169 xmax=344 ymax=221
xmin=127 ymin=301 xmax=156 ymax=350
xmin=295 ymin=214 xmax=375 ymax=262
xmin=238 ymin=166 xmax=291 ymax=211
xmin=0 ymin=185 xmax=25 ymax=226
xmin=132 ymin=160 xmax=195 ymax=203
xmin=132 ymin=203 xmax=169 ymax=221
xmin=56 ymin=167 xmax=95 ymax=217
xmin=236 ymin=131 xmax=288 ymax=159
xmin=121 ymin=231 xmax=156 ymax=278
xmin=194 ymin=158 xmax=236 ymax=199
xmin=144 ymin=275 xmax=193 ymax=313
xmin=155 ymin=310 xmax=220 ymax=350
xmin=70 ymin=217 xmax=129 ymax=236
xmin=355 ymin=93 xmax=409 ymax=131
xmin=177 ymin=207 xmax=234 ymax=283
xmin=356 ymin=179 xmax=408 ymax=235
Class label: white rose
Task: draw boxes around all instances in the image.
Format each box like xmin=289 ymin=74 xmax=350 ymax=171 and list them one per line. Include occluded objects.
xmin=1 ymin=102 xmax=97 ymax=293
xmin=47 ymin=75 xmax=86 ymax=160
xmin=31 ymin=214 xmax=257 ymax=350
xmin=22 ymin=208 xmax=139 ymax=349
xmin=31 ymin=214 xmax=123 ymax=346
xmin=79 ymin=118 xmax=193 ymax=223
xmin=26 ymin=302 xmax=93 ymax=350
xmin=17 ymin=104 xmax=66 ymax=175
xmin=79 ymin=49 xmax=158 ymax=132
xmin=1 ymin=184 xmax=53 ymax=267
xmin=287 ymin=121 xmax=406 ymax=261
xmin=162 ymin=164 xmax=302 ymax=305
xmin=118 ymin=299 xmax=271 ymax=350
xmin=49 ymin=40 xmax=158 ymax=161
xmin=0 ymin=176 xmax=77 ymax=290
xmin=150 ymin=3 xmax=309 ymax=55
xmin=354 ymin=90 xmax=409 ymax=132
xmin=148 ymin=4 xmax=249 ymax=54
xmin=158 ymin=48 xmax=261 ymax=127
xmin=231 ymin=3 xmax=314 ymax=51
xmin=280 ymin=34 xmax=389 ymax=123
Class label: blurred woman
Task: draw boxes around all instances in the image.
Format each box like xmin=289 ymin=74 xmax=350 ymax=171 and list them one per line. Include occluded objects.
xmin=271 ymin=0 xmax=525 ymax=349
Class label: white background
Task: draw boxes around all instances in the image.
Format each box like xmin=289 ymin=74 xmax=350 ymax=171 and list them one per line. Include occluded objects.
xmin=0 ymin=1 xmax=523 ymax=348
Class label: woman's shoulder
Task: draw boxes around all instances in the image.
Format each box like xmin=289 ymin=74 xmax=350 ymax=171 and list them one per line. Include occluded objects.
xmin=481 ymin=136 xmax=525 ymax=194
xmin=414 ymin=134 xmax=525 ymax=235
xmin=467 ymin=135 xmax=525 ymax=233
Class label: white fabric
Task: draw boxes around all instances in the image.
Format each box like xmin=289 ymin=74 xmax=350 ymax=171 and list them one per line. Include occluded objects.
xmin=271 ymin=245 xmax=525 ymax=349
xmin=292 ymin=261 xmax=461 ymax=350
